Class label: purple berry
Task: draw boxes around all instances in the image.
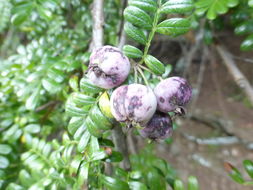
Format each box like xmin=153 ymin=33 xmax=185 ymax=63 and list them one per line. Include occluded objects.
xmin=139 ymin=112 xmax=173 ymax=140
xmin=87 ymin=45 xmax=130 ymax=89
xmin=110 ymin=84 xmax=157 ymax=124
xmin=154 ymin=77 xmax=192 ymax=112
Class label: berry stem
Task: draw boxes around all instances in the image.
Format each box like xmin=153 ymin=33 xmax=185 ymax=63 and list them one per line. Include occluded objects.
xmin=137 ymin=67 xmax=149 ymax=86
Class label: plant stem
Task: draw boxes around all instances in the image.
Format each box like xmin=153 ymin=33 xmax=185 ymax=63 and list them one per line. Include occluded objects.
xmin=140 ymin=0 xmax=162 ymax=64
xmin=137 ymin=67 xmax=149 ymax=86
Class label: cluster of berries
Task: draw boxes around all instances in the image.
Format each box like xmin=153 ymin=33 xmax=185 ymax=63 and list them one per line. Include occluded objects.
xmin=87 ymin=46 xmax=192 ymax=140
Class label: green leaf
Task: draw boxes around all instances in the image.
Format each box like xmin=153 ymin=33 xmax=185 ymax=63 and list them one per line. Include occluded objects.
xmin=47 ymin=68 xmax=65 ymax=83
xmin=249 ymin=0 xmax=253 ymax=7
xmin=128 ymin=0 xmax=157 ymax=12
xmin=124 ymin=6 xmax=152 ymax=29
xmin=0 ymin=144 xmax=12 ymax=155
xmin=77 ymin=162 xmax=89 ymax=187
xmin=71 ymin=92 xmax=96 ymax=106
xmin=101 ymin=175 xmax=130 ymax=190
xmin=25 ymin=85 xmax=41 ymax=110
xmin=162 ymin=64 xmax=172 ymax=78
xmin=174 ymin=179 xmax=184 ymax=190
xmin=19 ymin=169 xmax=33 ymax=187
xmin=0 ymin=0 xmax=12 ymax=32
xmin=188 ymin=176 xmax=199 ymax=190
xmin=240 ymin=34 xmax=253 ymax=51
xmin=6 ymin=183 xmax=25 ymax=190
xmin=224 ymin=162 xmax=245 ymax=184
xmin=243 ymin=160 xmax=253 ymax=179
xmin=80 ymin=77 xmax=103 ymax=94
xmin=24 ymin=124 xmax=40 ymax=134
xmin=0 ymin=156 xmax=9 ymax=169
xmin=106 ymin=151 xmax=123 ymax=162
xmin=86 ymin=116 xmax=104 ymax=137
xmin=65 ymin=99 xmax=88 ymax=117
xmin=156 ymin=18 xmax=190 ymax=36
xmin=124 ymin=22 xmax=148 ymax=45
xmin=128 ymin=181 xmax=147 ymax=190
xmin=42 ymin=78 xmax=61 ymax=93
xmin=89 ymin=104 xmax=112 ymax=130
xmin=144 ymin=55 xmax=165 ymax=75
xmin=123 ymin=45 xmax=143 ymax=59
xmin=77 ymin=130 xmax=90 ymax=153
xmin=195 ymin=0 xmax=239 ymax=20
xmin=234 ymin=21 xmax=253 ymax=35
xmin=161 ymin=0 xmax=194 ymax=14
xmin=68 ymin=117 xmax=84 ymax=135
xmin=69 ymin=75 xmax=79 ymax=91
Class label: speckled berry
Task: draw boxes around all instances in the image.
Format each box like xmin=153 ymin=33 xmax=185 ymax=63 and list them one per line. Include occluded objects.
xmin=87 ymin=45 xmax=130 ymax=89
xmin=154 ymin=77 xmax=192 ymax=112
xmin=139 ymin=112 xmax=173 ymax=140
xmin=110 ymin=84 xmax=157 ymax=125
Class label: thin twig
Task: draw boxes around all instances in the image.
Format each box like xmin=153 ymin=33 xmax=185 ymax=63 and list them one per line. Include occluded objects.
xmin=216 ymin=45 xmax=253 ymax=105
xmin=190 ymin=46 xmax=208 ymax=109
xmin=92 ymin=0 xmax=104 ymax=49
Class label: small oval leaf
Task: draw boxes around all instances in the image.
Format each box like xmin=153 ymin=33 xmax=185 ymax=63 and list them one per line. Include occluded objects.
xmin=124 ymin=23 xmax=148 ymax=45
xmin=161 ymin=0 xmax=194 ymax=14
xmin=128 ymin=0 xmax=157 ymax=12
xmin=144 ymin=55 xmax=165 ymax=75
xmin=124 ymin=6 xmax=152 ymax=29
xmin=243 ymin=160 xmax=253 ymax=179
xmin=80 ymin=77 xmax=103 ymax=94
xmin=123 ymin=45 xmax=143 ymax=59
xmin=156 ymin=18 xmax=190 ymax=36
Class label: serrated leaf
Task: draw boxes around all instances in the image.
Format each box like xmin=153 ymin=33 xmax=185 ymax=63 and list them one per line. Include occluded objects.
xmin=80 ymin=77 xmax=103 ymax=94
xmin=77 ymin=130 xmax=90 ymax=153
xmin=123 ymin=45 xmax=143 ymax=59
xmin=188 ymin=176 xmax=198 ymax=190
xmin=243 ymin=160 xmax=253 ymax=179
xmin=71 ymin=92 xmax=96 ymax=106
xmin=25 ymin=85 xmax=41 ymax=110
xmin=0 ymin=144 xmax=12 ymax=155
xmin=128 ymin=181 xmax=147 ymax=190
xmin=195 ymin=0 xmax=239 ymax=20
xmin=156 ymin=18 xmax=190 ymax=36
xmin=144 ymin=55 xmax=165 ymax=75
xmin=161 ymin=0 xmax=194 ymax=14
xmin=240 ymin=34 xmax=253 ymax=51
xmin=174 ymin=179 xmax=184 ymax=190
xmin=99 ymin=92 xmax=114 ymax=119
xmin=124 ymin=23 xmax=148 ymax=45
xmin=128 ymin=0 xmax=157 ymax=12
xmin=101 ymin=175 xmax=130 ymax=190
xmin=124 ymin=6 xmax=152 ymax=29
xmin=89 ymin=104 xmax=112 ymax=130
